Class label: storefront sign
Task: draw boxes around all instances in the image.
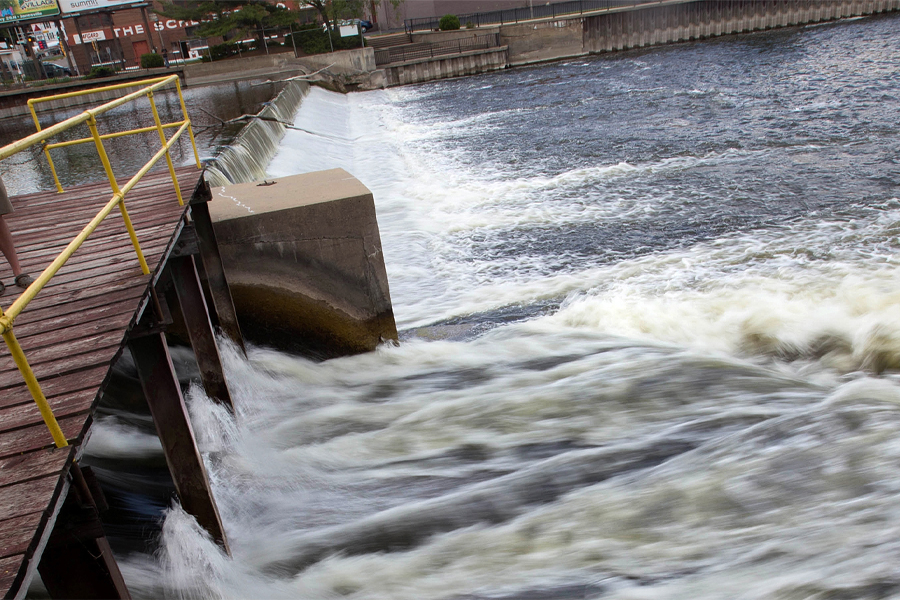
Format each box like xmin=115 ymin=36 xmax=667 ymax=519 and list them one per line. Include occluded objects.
xmin=0 ymin=0 xmax=61 ymax=25
xmin=75 ymin=29 xmax=106 ymax=43
xmin=58 ymin=0 xmax=138 ymax=14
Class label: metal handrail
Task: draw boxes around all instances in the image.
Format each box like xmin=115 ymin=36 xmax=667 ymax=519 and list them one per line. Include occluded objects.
xmin=0 ymin=75 xmax=200 ymax=448
xmin=404 ymin=0 xmax=661 ymax=32
xmin=374 ymin=33 xmax=502 ymax=66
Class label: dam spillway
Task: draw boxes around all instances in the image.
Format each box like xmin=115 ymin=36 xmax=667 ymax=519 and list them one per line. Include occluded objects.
xmin=5 ymin=10 xmax=900 ymax=599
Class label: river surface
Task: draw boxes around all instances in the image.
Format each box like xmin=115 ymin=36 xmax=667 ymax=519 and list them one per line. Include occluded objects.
xmin=39 ymin=12 xmax=900 ymax=600
xmin=0 ymin=79 xmax=280 ymax=195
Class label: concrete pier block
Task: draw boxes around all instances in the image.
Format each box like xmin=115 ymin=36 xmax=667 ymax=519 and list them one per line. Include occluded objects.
xmin=209 ymin=169 xmax=398 ymax=357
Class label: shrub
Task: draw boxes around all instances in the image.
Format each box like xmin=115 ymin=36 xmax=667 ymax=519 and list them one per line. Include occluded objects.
xmin=290 ymin=24 xmax=364 ymax=55
xmin=439 ymin=14 xmax=460 ymax=30
xmin=201 ymin=42 xmax=245 ymax=61
xmin=87 ymin=66 xmax=115 ymax=78
xmin=465 ymin=21 xmax=475 ymax=29
xmin=140 ymin=52 xmax=165 ymax=68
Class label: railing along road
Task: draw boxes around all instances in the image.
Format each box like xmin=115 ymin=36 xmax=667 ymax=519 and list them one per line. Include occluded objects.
xmin=405 ymin=0 xmax=661 ymax=32
xmin=0 ymin=74 xmax=200 ymax=448
xmin=374 ymin=33 xmax=501 ymax=66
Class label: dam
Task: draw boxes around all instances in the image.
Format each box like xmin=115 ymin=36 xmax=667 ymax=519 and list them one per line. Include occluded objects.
xmin=1 ymin=6 xmax=899 ymax=599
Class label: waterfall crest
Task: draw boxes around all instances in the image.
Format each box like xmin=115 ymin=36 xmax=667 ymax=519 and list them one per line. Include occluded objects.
xmin=205 ymin=80 xmax=309 ymax=186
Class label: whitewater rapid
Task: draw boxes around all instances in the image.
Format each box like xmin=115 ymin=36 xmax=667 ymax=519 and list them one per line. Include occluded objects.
xmin=75 ymin=12 xmax=900 ymax=600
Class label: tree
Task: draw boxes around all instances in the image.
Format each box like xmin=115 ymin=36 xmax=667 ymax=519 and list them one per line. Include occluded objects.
xmin=298 ymin=0 xmax=402 ymax=33
xmin=156 ymin=1 xmax=299 ymax=49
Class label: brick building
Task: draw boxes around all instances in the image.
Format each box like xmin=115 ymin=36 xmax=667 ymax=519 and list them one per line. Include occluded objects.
xmin=58 ymin=0 xmax=310 ymax=74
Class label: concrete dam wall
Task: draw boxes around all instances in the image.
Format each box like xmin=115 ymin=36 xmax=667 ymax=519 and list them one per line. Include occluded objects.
xmin=582 ymin=0 xmax=900 ymax=55
xmin=380 ymin=0 xmax=898 ymax=86
xmin=501 ymin=0 xmax=900 ymax=66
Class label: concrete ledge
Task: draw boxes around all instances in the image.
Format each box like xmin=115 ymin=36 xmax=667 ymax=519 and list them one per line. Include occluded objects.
xmin=181 ymin=48 xmax=377 ymax=87
xmin=209 ymin=169 xmax=397 ymax=357
xmin=383 ymin=47 xmax=509 ymax=86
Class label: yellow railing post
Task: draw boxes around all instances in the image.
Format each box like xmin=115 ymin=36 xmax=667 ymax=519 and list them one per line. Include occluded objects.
xmin=86 ymin=113 xmax=150 ymax=275
xmin=175 ymin=78 xmax=201 ymax=169
xmin=147 ymin=89 xmax=183 ymax=206
xmin=28 ymin=101 xmax=64 ymax=193
xmin=0 ymin=312 xmax=68 ymax=448
xmin=86 ymin=113 xmax=122 ymax=195
xmin=1 ymin=75 xmax=198 ymax=444
xmin=117 ymin=197 xmax=150 ymax=275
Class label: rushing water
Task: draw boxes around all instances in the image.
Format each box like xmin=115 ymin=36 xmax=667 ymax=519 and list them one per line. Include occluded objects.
xmin=72 ymin=13 xmax=900 ymax=600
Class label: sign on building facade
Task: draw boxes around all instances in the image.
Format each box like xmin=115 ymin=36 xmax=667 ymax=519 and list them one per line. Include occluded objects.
xmin=57 ymin=0 xmax=140 ymax=14
xmin=0 ymin=0 xmax=61 ymax=25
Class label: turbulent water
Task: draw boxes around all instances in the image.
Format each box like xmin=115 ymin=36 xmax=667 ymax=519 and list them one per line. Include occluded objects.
xmin=82 ymin=14 xmax=900 ymax=600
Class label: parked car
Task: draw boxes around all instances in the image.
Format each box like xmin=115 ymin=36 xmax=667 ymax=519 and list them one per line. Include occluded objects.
xmin=41 ymin=62 xmax=71 ymax=77
xmin=323 ymin=19 xmax=373 ymax=33
xmin=20 ymin=61 xmax=71 ymax=79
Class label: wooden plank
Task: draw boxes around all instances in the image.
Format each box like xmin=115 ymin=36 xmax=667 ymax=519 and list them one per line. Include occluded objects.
xmin=14 ymin=229 xmax=172 ymax=266
xmin=0 ymin=475 xmax=60 ymax=522
xmin=0 ymin=366 xmax=108 ymax=408
xmin=0 ymin=554 xmax=24 ymax=597
xmin=8 ymin=167 xmax=198 ymax=211
xmin=0 ymin=415 xmax=87 ymax=459
xmin=9 ymin=204 xmax=190 ymax=236
xmin=0 ymin=342 xmax=122 ymax=389
xmin=11 ymin=191 xmax=189 ymax=225
xmin=0 ymin=389 xmax=95 ymax=432
xmin=6 ymin=274 xmax=150 ymax=315
xmin=0 ymin=330 xmax=125 ymax=373
xmin=13 ymin=285 xmax=145 ymax=334
xmin=130 ymin=332 xmax=229 ymax=552
xmin=0 ymin=448 xmax=71 ymax=488
xmin=0 ymin=168 xmax=203 ymax=599
xmin=14 ymin=221 xmax=180 ymax=261
xmin=0 ymin=514 xmax=43 ymax=559
xmin=13 ymin=241 xmax=165 ymax=281
xmin=13 ymin=308 xmax=138 ymax=350
xmin=10 ymin=183 xmax=190 ymax=217
xmin=12 ymin=211 xmax=184 ymax=256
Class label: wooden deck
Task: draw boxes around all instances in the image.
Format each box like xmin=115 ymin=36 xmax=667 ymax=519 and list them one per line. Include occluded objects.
xmin=0 ymin=165 xmax=202 ymax=598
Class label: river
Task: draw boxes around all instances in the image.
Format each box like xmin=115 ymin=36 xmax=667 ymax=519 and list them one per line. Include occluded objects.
xmin=32 ymin=11 xmax=900 ymax=600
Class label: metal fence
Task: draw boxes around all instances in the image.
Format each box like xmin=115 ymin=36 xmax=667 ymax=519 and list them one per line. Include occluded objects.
xmin=374 ymin=32 xmax=501 ymax=65
xmin=405 ymin=0 xmax=661 ymax=32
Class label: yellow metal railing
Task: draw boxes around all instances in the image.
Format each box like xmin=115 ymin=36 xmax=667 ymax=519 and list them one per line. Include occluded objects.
xmin=0 ymin=75 xmax=201 ymax=448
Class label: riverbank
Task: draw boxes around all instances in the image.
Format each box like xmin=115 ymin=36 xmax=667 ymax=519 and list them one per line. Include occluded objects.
xmin=2 ymin=0 xmax=897 ymax=119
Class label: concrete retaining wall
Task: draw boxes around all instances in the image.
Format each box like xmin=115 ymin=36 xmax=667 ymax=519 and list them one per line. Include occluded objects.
xmin=181 ymin=47 xmax=376 ymax=87
xmin=383 ymin=47 xmax=508 ymax=86
xmin=584 ymin=0 xmax=900 ymax=54
xmin=502 ymin=19 xmax=585 ymax=66
xmin=294 ymin=47 xmax=376 ymax=74
xmin=497 ymin=0 xmax=899 ymax=65
xmin=410 ymin=27 xmax=501 ymax=44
